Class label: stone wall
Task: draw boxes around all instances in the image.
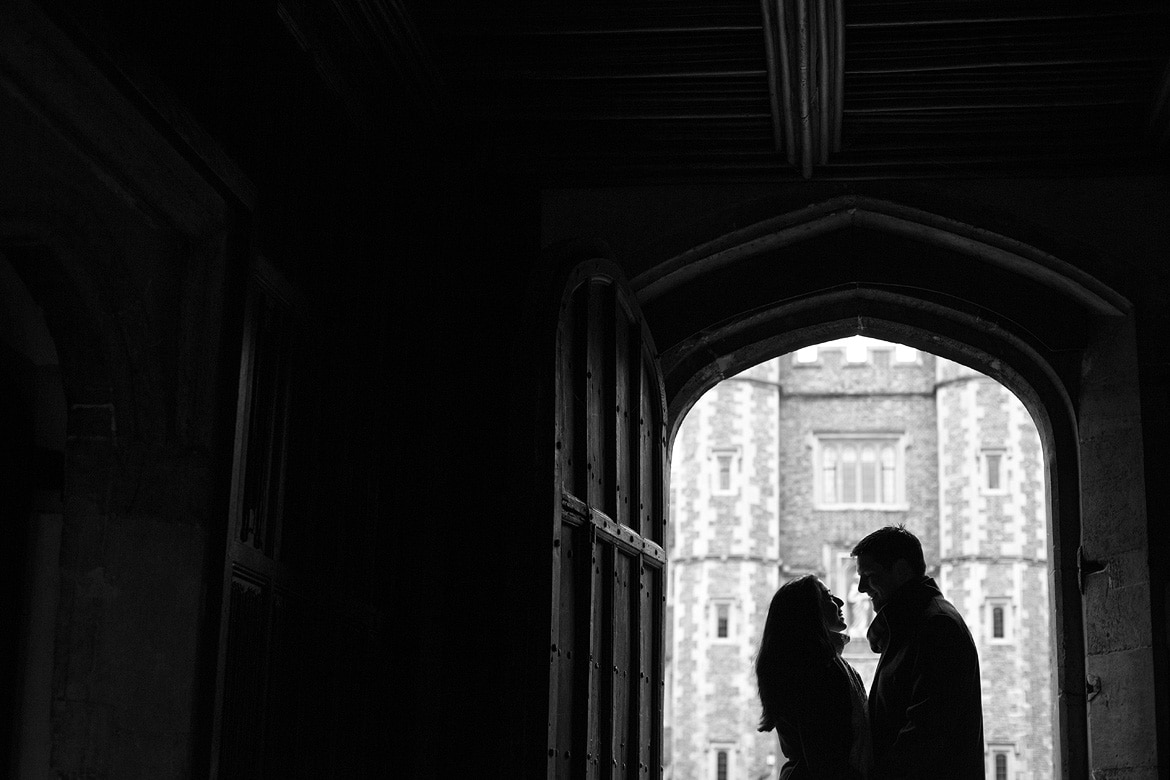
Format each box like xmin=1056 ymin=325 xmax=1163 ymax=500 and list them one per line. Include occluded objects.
xmin=776 ymin=343 xmax=940 ymax=571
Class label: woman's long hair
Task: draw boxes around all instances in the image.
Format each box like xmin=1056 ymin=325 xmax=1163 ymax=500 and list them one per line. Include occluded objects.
xmin=755 ymin=575 xmax=841 ymax=732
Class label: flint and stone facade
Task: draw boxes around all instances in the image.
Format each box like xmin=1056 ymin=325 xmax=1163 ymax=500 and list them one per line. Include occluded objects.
xmin=666 ymin=338 xmax=1051 ymax=780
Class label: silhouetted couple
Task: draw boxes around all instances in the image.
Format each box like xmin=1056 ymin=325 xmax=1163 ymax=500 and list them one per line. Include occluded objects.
xmin=755 ymin=526 xmax=985 ymax=779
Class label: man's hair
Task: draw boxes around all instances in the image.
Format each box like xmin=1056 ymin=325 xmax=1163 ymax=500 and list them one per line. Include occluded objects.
xmin=851 ymin=525 xmax=926 ymax=576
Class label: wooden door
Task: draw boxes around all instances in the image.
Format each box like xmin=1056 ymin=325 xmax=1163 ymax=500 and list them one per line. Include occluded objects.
xmin=211 ymin=263 xmax=330 ymax=777
xmin=550 ymin=260 xmax=667 ymax=779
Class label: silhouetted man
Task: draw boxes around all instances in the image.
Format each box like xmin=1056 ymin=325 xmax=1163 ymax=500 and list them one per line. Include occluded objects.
xmin=853 ymin=526 xmax=984 ymax=779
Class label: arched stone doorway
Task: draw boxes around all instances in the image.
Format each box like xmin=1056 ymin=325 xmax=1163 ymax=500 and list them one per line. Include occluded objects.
xmin=627 ymin=196 xmax=1152 ymax=778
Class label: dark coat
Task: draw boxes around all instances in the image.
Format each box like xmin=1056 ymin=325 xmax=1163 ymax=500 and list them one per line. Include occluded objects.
xmin=866 ymin=577 xmax=984 ymax=779
xmin=771 ymin=655 xmax=868 ymax=780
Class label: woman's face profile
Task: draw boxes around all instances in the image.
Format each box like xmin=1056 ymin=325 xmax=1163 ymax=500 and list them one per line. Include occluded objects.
xmin=819 ymin=583 xmax=848 ymax=632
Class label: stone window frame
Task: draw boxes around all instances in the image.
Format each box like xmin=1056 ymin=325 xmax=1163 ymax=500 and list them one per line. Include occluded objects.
xmin=709 ymin=446 xmax=742 ymax=496
xmin=708 ymin=741 xmax=737 ymax=780
xmin=810 ymin=432 xmax=910 ymax=511
xmin=980 ymin=447 xmax=1009 ymax=495
xmin=986 ymin=742 xmax=1017 ymax=780
xmin=710 ymin=598 xmax=737 ymax=643
xmin=986 ymin=597 xmax=1014 ymax=644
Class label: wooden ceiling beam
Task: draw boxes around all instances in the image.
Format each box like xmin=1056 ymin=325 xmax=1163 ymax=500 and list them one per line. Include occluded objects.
xmin=487 ymin=25 xmax=761 ymax=36
xmin=848 ymin=11 xmax=1164 ymax=28
xmin=1148 ymin=61 xmax=1170 ymax=168
xmin=408 ymin=0 xmax=1169 ymax=182
xmin=844 ymin=99 xmax=1146 ymax=113
xmin=832 ymin=0 xmax=844 ymax=152
xmin=762 ymin=0 xmax=844 ymax=177
xmin=848 ymin=58 xmax=1162 ymax=75
xmin=794 ymin=0 xmax=814 ymax=177
xmin=773 ymin=0 xmax=797 ymax=164
xmin=758 ymin=0 xmax=784 ymax=152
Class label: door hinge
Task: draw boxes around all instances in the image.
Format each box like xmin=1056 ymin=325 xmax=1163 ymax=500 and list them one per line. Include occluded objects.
xmin=1078 ymin=545 xmax=1107 ymax=594
xmin=1086 ymin=674 xmax=1102 ymax=703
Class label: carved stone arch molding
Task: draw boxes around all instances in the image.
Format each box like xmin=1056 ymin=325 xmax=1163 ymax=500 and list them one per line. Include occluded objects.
xmin=0 ymin=207 xmax=185 ymax=458
xmin=0 ymin=225 xmax=119 ymax=413
xmin=631 ymin=196 xmax=1154 ymax=779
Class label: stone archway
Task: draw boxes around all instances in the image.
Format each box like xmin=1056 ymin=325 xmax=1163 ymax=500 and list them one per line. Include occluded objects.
xmin=0 ymin=233 xmax=196 ymax=779
xmin=632 ymin=197 xmax=1152 ymax=779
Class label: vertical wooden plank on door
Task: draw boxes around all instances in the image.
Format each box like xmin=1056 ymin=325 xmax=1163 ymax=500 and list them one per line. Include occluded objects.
xmin=588 ymin=281 xmax=613 ymax=778
xmin=638 ymin=558 xmax=653 ymax=777
xmin=587 ymin=282 xmax=613 ymax=510
xmin=613 ymin=547 xmax=637 ymax=777
xmin=555 ymin=503 xmax=582 ymax=778
xmin=554 ymin=280 xmax=586 ymax=777
xmin=587 ymin=529 xmax=606 ymax=779
xmin=643 ymin=557 xmax=664 ymax=778
xmin=639 ymin=360 xmax=657 ymax=544
xmin=613 ymin=303 xmax=633 ymax=529
xmin=626 ymin=318 xmax=643 ymax=541
xmin=641 ymin=355 xmax=667 ymax=779
xmin=608 ymin=288 xmax=634 ymax=779
xmin=219 ymin=570 xmax=267 ymax=775
xmin=561 ymin=283 xmax=588 ymax=498
xmin=589 ymin=279 xmax=608 ymax=776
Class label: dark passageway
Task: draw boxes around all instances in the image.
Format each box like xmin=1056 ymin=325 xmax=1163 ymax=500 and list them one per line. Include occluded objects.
xmin=1 ymin=1 xmax=1168 ymax=777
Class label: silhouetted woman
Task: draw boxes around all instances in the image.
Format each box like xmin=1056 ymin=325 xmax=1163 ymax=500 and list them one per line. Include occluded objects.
xmin=756 ymin=575 xmax=871 ymax=779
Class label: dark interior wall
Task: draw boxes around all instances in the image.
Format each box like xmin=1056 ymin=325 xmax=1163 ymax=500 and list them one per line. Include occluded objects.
xmin=392 ymin=163 xmax=545 ymax=777
xmin=0 ymin=0 xmax=243 ymax=757
xmin=35 ymin=0 xmax=547 ymax=770
xmin=25 ymin=1 xmax=549 ymax=773
xmin=196 ymin=82 xmax=545 ymax=776
xmin=292 ymin=149 xmax=546 ymax=776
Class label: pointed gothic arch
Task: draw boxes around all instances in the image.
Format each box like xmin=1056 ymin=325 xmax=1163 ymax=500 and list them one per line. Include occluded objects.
xmin=626 ymin=197 xmax=1150 ymax=779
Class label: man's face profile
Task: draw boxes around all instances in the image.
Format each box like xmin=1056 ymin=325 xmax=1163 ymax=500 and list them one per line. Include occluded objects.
xmin=855 ymin=553 xmax=909 ymax=610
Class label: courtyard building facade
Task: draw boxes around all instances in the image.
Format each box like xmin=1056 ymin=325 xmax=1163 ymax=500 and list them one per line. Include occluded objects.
xmin=667 ymin=337 xmax=1051 ymax=779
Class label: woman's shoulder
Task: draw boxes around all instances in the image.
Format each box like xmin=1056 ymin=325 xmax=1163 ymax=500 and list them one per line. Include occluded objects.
xmin=788 ymin=658 xmax=857 ymax=707
xmin=837 ymin=656 xmax=864 ymax=679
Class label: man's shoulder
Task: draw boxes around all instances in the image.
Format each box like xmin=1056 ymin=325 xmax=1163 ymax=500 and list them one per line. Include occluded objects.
xmin=916 ymin=597 xmax=976 ymax=645
xmin=922 ymin=593 xmax=963 ymax=618
xmin=900 ymin=589 xmax=959 ymax=620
